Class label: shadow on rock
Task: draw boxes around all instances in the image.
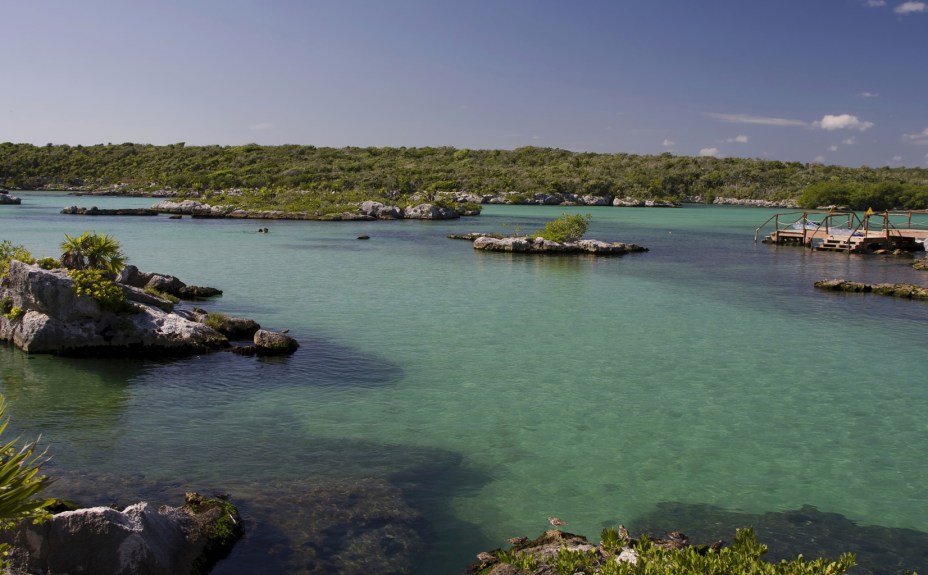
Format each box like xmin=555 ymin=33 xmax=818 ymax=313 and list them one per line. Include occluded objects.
xmin=627 ymin=501 xmax=928 ymax=575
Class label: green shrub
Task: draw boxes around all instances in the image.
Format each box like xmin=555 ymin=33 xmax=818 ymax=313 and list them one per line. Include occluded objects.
xmin=35 ymin=257 xmax=60 ymax=270
xmin=0 ymin=240 xmax=34 ymax=278
xmin=143 ymin=287 xmax=180 ymax=304
xmin=0 ymin=297 xmax=11 ymax=315
xmin=69 ymin=268 xmax=129 ymax=312
xmin=60 ymin=231 xmax=126 ymax=273
xmin=204 ymin=312 xmax=229 ymax=331
xmin=535 ymin=213 xmax=592 ymax=243
xmin=3 ymin=306 xmax=24 ymax=321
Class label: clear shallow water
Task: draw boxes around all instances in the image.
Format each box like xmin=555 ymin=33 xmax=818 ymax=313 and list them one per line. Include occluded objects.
xmin=1 ymin=192 xmax=927 ymax=573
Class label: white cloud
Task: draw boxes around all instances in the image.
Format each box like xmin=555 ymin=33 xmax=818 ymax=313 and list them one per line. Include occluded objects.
xmin=828 ymin=145 xmax=839 ymax=152
xmin=866 ymin=0 xmax=886 ymax=5
xmin=842 ymin=137 xmax=857 ymax=145
xmin=813 ymin=114 xmax=874 ymax=131
xmin=903 ymin=127 xmax=928 ymax=144
xmin=708 ymin=113 xmax=805 ymax=127
xmin=895 ymin=1 xmax=926 ymax=13
xmin=662 ymin=139 xmax=675 ymax=147
xmin=249 ymin=122 xmax=273 ymax=131
xmin=699 ymin=147 xmax=720 ymax=157
xmin=858 ymin=92 xmax=879 ymax=98
xmin=892 ymin=155 xmax=904 ymax=162
xmin=725 ymin=135 xmax=749 ymax=143
xmin=812 ymin=156 xmax=825 ymax=164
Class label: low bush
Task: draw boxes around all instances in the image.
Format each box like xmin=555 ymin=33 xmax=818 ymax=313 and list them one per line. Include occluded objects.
xmin=69 ymin=268 xmax=129 ymax=312
xmin=535 ymin=213 xmax=592 ymax=243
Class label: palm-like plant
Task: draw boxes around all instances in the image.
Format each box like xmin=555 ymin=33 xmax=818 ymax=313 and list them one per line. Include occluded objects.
xmin=60 ymin=231 xmax=127 ymax=274
xmin=0 ymin=396 xmax=52 ymax=568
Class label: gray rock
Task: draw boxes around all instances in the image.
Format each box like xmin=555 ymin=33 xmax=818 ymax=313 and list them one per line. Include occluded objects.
xmin=0 ymin=192 xmax=21 ymax=205
xmin=253 ymin=329 xmax=299 ymax=355
xmin=360 ymin=201 xmax=403 ymax=219
xmin=472 ymin=236 xmax=532 ymax=252
xmin=1 ymin=494 xmax=242 ymax=575
xmin=0 ymin=261 xmax=227 ymax=355
xmin=403 ymin=203 xmax=459 ymax=220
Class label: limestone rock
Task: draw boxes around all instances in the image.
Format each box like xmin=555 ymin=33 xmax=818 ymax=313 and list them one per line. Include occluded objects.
xmin=253 ymin=328 xmax=299 ymax=355
xmin=0 ymin=260 xmax=228 ymax=356
xmin=0 ymin=191 xmax=23 ymax=204
xmin=403 ymin=203 xmax=460 ymax=220
xmin=1 ymin=494 xmax=242 ymax=575
xmin=360 ymin=201 xmax=403 ymax=219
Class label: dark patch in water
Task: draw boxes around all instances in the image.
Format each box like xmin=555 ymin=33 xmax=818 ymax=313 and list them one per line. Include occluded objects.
xmin=628 ymin=501 xmax=928 ymax=575
xmin=41 ymin=439 xmax=491 ymax=575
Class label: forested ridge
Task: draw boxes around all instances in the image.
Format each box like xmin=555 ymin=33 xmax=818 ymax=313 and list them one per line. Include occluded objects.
xmin=2 ymin=142 xmax=927 ymax=209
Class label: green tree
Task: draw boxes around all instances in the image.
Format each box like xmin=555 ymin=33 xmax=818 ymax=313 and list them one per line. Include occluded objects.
xmin=59 ymin=232 xmax=126 ymax=274
xmin=536 ymin=213 xmax=592 ymax=243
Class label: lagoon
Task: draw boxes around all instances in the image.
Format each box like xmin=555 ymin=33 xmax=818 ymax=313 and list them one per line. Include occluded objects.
xmin=1 ymin=192 xmax=926 ymax=573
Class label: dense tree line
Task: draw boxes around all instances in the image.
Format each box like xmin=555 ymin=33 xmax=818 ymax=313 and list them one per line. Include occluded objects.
xmin=1 ymin=142 xmax=927 ymax=206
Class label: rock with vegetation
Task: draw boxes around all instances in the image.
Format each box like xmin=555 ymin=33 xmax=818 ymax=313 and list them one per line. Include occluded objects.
xmin=0 ymin=260 xmax=228 ymax=355
xmin=117 ymin=264 xmax=222 ymax=300
xmin=814 ymin=279 xmax=928 ymax=300
xmin=914 ymin=257 xmax=928 ymax=271
xmin=472 ymin=236 xmax=649 ymax=256
xmin=60 ymin=205 xmax=158 ymax=216
xmin=360 ymin=200 xmax=403 ymax=219
xmin=190 ymin=308 xmax=260 ymax=340
xmin=466 ymin=526 xmax=855 ymax=575
xmin=0 ymin=492 xmax=242 ymax=575
xmin=403 ymin=203 xmax=460 ymax=219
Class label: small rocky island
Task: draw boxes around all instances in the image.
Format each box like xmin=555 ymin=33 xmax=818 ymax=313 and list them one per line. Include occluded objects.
xmin=452 ymin=232 xmax=649 ymax=256
xmin=814 ymin=279 xmax=928 ymax=300
xmin=1 ymin=232 xmax=298 ymax=357
xmin=0 ymin=189 xmax=22 ymax=204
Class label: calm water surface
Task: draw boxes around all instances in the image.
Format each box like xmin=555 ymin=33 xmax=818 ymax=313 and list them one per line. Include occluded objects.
xmin=1 ymin=192 xmax=926 ymax=573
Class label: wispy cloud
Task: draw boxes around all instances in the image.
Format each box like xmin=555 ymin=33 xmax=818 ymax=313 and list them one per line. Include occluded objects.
xmin=828 ymin=145 xmax=839 ymax=152
xmin=725 ymin=135 xmax=749 ymax=143
xmin=903 ymin=127 xmax=928 ymax=144
xmin=865 ymin=0 xmax=886 ymax=6
xmin=662 ymin=139 xmax=675 ymax=147
xmin=707 ymin=113 xmax=805 ymax=127
xmin=858 ymin=91 xmax=879 ymax=98
xmin=895 ymin=1 xmax=926 ymax=13
xmin=813 ymin=156 xmax=825 ymax=164
xmin=842 ymin=137 xmax=857 ymax=145
xmin=699 ymin=147 xmax=720 ymax=157
xmin=813 ymin=114 xmax=874 ymax=131
xmin=249 ymin=122 xmax=273 ymax=131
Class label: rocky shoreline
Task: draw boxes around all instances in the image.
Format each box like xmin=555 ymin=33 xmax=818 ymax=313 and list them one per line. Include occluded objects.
xmin=814 ymin=278 xmax=928 ymax=300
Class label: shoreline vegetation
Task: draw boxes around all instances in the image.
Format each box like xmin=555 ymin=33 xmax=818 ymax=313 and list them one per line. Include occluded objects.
xmin=2 ymin=144 xmax=927 ymax=219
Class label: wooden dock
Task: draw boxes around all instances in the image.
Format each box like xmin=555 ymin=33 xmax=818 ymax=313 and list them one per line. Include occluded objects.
xmin=756 ymin=210 xmax=928 ymax=253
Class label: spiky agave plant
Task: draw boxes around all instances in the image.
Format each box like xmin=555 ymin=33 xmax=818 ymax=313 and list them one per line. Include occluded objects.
xmin=0 ymin=396 xmax=52 ymax=567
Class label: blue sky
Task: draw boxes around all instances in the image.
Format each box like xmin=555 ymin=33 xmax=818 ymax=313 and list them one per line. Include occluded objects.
xmin=4 ymin=0 xmax=927 ymax=167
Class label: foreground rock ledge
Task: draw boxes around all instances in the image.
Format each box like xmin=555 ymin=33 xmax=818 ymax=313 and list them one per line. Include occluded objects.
xmin=451 ymin=233 xmax=649 ymax=256
xmin=1 ymin=492 xmax=242 ymax=575
xmin=814 ymin=278 xmax=928 ymax=300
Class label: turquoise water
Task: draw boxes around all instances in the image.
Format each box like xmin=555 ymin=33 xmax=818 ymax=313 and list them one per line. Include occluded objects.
xmin=2 ymin=192 xmax=926 ymax=573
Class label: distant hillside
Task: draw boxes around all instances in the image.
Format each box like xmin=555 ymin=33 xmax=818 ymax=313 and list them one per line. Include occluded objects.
xmin=2 ymin=143 xmax=927 ymax=206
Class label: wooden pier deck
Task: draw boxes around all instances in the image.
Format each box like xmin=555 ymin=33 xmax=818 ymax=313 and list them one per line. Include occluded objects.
xmin=756 ymin=210 xmax=928 ymax=253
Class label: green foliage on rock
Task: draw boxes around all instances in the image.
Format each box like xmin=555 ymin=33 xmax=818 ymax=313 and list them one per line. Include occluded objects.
xmin=0 ymin=240 xmax=34 ymax=278
xmin=536 ymin=213 xmax=592 ymax=243
xmin=69 ymin=268 xmax=129 ymax=312
xmin=496 ymin=528 xmax=858 ymax=575
xmin=35 ymin=257 xmax=60 ymax=270
xmin=60 ymin=231 xmax=126 ymax=274
xmin=203 ymin=312 xmax=229 ymax=331
xmin=0 ymin=396 xmax=52 ymax=568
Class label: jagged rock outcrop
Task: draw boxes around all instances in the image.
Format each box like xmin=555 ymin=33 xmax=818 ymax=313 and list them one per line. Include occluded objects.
xmin=360 ymin=201 xmax=403 ymax=219
xmin=117 ymin=265 xmax=222 ymax=300
xmin=914 ymin=257 xmax=928 ymax=271
xmin=0 ymin=261 xmax=228 ymax=355
xmin=189 ymin=307 xmax=261 ymax=339
xmin=253 ymin=328 xmax=299 ymax=355
xmin=468 ymin=235 xmax=649 ymax=256
xmin=0 ymin=190 xmax=22 ymax=204
xmin=403 ymin=203 xmax=460 ymax=220
xmin=0 ymin=493 xmax=242 ymax=575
